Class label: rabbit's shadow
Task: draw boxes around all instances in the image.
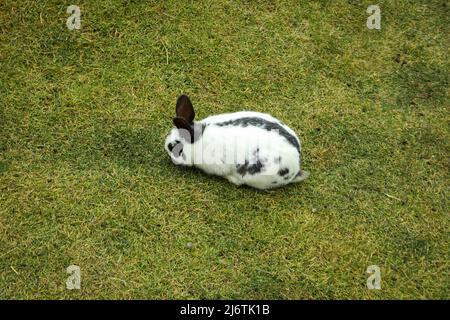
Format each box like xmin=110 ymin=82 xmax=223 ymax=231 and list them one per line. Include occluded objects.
xmin=102 ymin=125 xmax=308 ymax=196
xmin=102 ymin=125 xmax=167 ymax=169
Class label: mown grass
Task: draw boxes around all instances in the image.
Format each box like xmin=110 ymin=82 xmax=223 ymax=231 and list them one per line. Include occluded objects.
xmin=0 ymin=0 xmax=448 ymax=299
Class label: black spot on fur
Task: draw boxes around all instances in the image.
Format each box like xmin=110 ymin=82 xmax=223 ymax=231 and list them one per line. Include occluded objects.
xmin=215 ymin=117 xmax=300 ymax=151
xmin=278 ymin=168 xmax=289 ymax=176
xmin=236 ymin=160 xmax=264 ymax=176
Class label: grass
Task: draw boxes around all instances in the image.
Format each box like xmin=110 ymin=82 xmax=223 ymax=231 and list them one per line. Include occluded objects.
xmin=0 ymin=0 xmax=448 ymax=299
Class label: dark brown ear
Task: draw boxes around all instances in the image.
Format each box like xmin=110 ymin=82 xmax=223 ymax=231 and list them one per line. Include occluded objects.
xmin=173 ymin=117 xmax=194 ymax=140
xmin=175 ymin=94 xmax=195 ymax=124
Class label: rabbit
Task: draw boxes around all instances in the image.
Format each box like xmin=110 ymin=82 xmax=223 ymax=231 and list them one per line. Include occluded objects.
xmin=164 ymin=94 xmax=309 ymax=190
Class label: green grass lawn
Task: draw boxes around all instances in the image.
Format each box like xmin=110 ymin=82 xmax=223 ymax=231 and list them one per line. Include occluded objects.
xmin=0 ymin=0 xmax=448 ymax=299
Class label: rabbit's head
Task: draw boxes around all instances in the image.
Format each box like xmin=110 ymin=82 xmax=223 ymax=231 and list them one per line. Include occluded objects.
xmin=164 ymin=95 xmax=200 ymax=166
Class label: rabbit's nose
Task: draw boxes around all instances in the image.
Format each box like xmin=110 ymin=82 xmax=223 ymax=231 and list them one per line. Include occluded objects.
xmin=168 ymin=143 xmax=174 ymax=152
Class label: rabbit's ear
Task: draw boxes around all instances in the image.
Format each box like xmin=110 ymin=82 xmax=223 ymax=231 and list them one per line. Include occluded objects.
xmin=173 ymin=117 xmax=194 ymax=140
xmin=175 ymin=94 xmax=195 ymax=124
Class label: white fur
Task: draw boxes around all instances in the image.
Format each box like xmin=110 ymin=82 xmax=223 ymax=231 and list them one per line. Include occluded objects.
xmin=165 ymin=111 xmax=308 ymax=190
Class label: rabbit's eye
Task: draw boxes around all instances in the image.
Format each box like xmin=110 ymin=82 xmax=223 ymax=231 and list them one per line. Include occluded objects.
xmin=168 ymin=140 xmax=181 ymax=152
xmin=170 ymin=141 xmax=183 ymax=158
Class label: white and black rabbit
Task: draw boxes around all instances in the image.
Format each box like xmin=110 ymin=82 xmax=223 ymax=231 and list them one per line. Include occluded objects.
xmin=164 ymin=95 xmax=309 ymax=190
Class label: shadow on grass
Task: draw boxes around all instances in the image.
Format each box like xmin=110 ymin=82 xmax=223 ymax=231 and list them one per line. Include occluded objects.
xmin=86 ymin=125 xmax=311 ymax=194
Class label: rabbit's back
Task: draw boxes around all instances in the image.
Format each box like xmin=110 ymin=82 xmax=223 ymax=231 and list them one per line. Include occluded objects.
xmin=196 ymin=112 xmax=302 ymax=189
